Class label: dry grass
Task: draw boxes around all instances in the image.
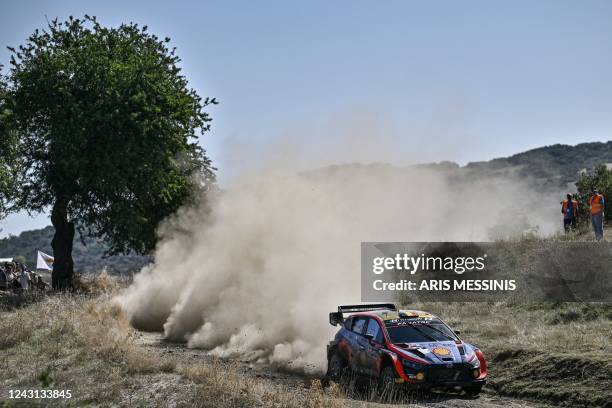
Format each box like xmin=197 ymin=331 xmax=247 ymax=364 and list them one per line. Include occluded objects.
xmin=412 ymin=301 xmax=612 ymax=407
xmin=0 ymin=293 xmax=175 ymax=404
xmin=73 ymin=269 xmax=125 ymax=294
xmin=177 ymin=361 xmax=344 ymax=408
xmin=417 ymin=302 xmax=612 ymax=354
xmin=394 ymin=232 xmax=612 ymax=407
xmin=0 ymin=264 xmax=610 ymax=407
xmin=0 ymin=291 xmax=346 ymax=407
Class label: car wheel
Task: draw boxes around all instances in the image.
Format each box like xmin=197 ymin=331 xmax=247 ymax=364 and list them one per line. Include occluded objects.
xmin=378 ymin=365 xmax=398 ymax=401
xmin=464 ymin=384 xmax=483 ymax=396
xmin=326 ymin=352 xmax=348 ymax=382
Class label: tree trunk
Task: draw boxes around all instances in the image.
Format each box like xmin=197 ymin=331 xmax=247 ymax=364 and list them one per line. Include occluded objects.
xmin=51 ymin=199 xmax=75 ymax=290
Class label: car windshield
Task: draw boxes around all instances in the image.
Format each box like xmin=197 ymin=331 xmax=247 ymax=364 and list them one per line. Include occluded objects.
xmin=386 ymin=319 xmax=457 ymax=343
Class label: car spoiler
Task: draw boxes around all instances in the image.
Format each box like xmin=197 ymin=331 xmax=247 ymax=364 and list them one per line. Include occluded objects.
xmin=329 ymin=303 xmax=397 ymax=326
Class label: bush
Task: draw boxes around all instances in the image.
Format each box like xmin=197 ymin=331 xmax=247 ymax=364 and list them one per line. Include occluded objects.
xmin=576 ymin=164 xmax=612 ymax=221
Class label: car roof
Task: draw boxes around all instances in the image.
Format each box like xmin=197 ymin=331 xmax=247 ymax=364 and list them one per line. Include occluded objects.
xmin=348 ymin=309 xmax=439 ymax=322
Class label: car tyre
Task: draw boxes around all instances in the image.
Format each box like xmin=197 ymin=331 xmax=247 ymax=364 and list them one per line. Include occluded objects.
xmin=378 ymin=365 xmax=398 ymax=401
xmin=326 ymin=352 xmax=348 ymax=383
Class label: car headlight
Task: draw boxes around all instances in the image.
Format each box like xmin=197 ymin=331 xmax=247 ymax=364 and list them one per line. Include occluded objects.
xmin=401 ymin=357 xmax=424 ymax=371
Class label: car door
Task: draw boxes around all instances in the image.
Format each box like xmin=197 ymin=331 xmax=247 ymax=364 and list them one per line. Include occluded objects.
xmin=363 ymin=318 xmax=386 ymax=376
xmin=349 ymin=317 xmax=369 ymax=373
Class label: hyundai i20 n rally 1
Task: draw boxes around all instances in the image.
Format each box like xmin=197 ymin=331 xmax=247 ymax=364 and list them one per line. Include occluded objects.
xmin=326 ymin=303 xmax=487 ymax=396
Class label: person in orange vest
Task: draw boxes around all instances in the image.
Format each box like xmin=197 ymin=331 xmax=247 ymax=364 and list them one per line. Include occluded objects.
xmin=561 ymin=193 xmax=577 ymax=233
xmin=588 ymin=187 xmax=605 ymax=241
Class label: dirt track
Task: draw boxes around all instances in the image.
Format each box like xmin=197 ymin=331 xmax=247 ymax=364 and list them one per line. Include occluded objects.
xmin=135 ymin=332 xmax=550 ymax=408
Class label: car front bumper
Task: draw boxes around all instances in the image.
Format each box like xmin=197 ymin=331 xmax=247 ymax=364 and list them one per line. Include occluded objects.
xmin=397 ymin=362 xmax=486 ymax=389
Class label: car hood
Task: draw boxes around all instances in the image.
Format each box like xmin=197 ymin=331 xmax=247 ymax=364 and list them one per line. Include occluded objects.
xmin=390 ymin=341 xmax=480 ymax=365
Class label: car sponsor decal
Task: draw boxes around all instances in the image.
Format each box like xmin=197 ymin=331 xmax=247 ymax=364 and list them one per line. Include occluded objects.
xmin=389 ymin=345 xmax=431 ymax=365
xmin=432 ymin=347 xmax=451 ymax=356
xmin=381 ymin=312 xmax=400 ymax=320
xmin=385 ymin=317 xmax=438 ymax=326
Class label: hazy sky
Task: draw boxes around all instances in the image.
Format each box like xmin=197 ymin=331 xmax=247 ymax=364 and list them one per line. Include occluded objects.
xmin=2 ymin=0 xmax=612 ymax=236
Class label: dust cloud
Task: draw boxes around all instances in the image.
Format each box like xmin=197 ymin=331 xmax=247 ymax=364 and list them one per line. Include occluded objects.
xmin=117 ymin=160 xmax=559 ymax=373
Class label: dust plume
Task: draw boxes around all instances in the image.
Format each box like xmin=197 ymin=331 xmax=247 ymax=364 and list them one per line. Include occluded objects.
xmin=117 ymin=162 xmax=558 ymax=373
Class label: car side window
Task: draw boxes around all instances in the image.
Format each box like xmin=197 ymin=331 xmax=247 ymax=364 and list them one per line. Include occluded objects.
xmin=344 ymin=317 xmax=353 ymax=330
xmin=365 ymin=318 xmax=384 ymax=343
xmin=352 ymin=317 xmax=367 ymax=334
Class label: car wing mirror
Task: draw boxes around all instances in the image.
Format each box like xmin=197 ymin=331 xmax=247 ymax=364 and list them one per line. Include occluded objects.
xmin=454 ymin=330 xmax=461 ymax=336
xmin=329 ymin=312 xmax=343 ymax=326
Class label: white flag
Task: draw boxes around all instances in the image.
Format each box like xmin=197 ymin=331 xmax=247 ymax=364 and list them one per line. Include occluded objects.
xmin=37 ymin=251 xmax=54 ymax=271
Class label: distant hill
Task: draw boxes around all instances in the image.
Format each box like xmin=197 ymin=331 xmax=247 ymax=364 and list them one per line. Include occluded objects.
xmin=0 ymin=226 xmax=150 ymax=274
xmin=316 ymin=141 xmax=612 ymax=189
xmin=1 ymin=141 xmax=610 ymax=273
xmin=464 ymin=141 xmax=612 ymax=187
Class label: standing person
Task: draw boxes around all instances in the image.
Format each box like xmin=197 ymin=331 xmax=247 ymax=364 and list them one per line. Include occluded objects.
xmin=6 ymin=263 xmax=17 ymax=289
xmin=6 ymin=263 xmax=14 ymax=279
xmin=561 ymin=193 xmax=578 ymax=232
xmin=19 ymin=265 xmax=30 ymax=291
xmin=588 ymin=188 xmax=605 ymax=241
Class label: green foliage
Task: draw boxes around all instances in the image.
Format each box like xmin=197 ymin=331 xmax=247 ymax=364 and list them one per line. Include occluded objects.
xmin=37 ymin=367 xmax=54 ymax=387
xmin=576 ymin=164 xmax=612 ymax=221
xmin=0 ymin=72 xmax=20 ymax=220
xmin=565 ymin=192 xmax=591 ymax=231
xmin=4 ymin=16 xmax=216 ymax=255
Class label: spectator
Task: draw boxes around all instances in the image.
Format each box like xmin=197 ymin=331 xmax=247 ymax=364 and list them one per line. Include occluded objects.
xmin=561 ymin=193 xmax=578 ymax=233
xmin=588 ymin=187 xmax=605 ymax=241
xmin=19 ymin=266 xmax=29 ymax=291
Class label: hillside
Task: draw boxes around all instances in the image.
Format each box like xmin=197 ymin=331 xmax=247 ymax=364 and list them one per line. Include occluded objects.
xmin=0 ymin=226 xmax=150 ymax=274
xmin=1 ymin=141 xmax=610 ymax=274
xmin=465 ymin=141 xmax=612 ymax=187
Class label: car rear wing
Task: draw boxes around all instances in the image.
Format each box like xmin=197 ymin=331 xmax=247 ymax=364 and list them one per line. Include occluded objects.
xmin=329 ymin=303 xmax=397 ymax=326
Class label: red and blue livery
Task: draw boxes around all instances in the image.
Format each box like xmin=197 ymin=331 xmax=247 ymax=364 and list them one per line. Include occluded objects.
xmin=326 ymin=303 xmax=487 ymax=396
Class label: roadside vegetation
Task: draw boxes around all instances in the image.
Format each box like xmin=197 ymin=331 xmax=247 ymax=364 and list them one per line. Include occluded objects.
xmin=0 ymin=277 xmax=344 ymax=407
xmin=1 ymin=270 xmax=610 ymax=407
xmin=420 ymin=301 xmax=612 ymax=408
xmin=413 ymin=228 xmax=612 ymax=407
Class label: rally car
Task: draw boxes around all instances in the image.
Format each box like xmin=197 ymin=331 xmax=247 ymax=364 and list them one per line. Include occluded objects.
xmin=326 ymin=303 xmax=487 ymax=396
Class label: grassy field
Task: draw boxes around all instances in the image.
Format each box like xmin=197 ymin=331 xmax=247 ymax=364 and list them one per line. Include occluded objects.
xmin=419 ymin=301 xmax=612 ymax=408
xmin=0 ymin=275 xmax=610 ymax=407
xmin=0 ymin=280 xmax=346 ymax=408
